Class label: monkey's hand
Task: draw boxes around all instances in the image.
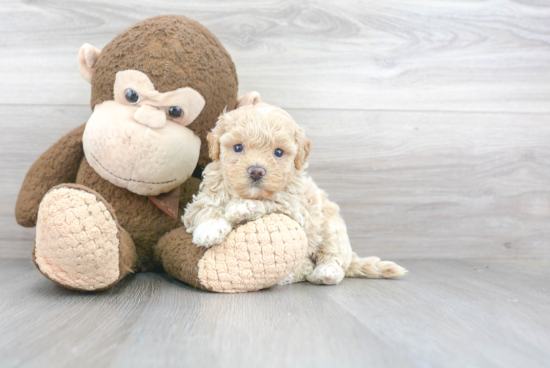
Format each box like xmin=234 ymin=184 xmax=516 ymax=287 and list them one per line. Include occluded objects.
xmin=192 ymin=218 xmax=232 ymax=248
xmin=224 ymin=199 xmax=266 ymax=225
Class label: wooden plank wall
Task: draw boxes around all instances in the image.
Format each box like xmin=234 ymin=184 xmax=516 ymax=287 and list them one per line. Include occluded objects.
xmin=1 ymin=0 xmax=549 ymax=259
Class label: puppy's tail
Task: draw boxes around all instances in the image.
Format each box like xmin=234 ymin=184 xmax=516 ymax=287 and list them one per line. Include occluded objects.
xmin=345 ymin=253 xmax=407 ymax=279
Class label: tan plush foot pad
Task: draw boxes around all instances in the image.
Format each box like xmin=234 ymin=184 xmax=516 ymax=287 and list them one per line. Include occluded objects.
xmin=34 ymin=187 xmax=120 ymax=291
xmin=197 ymin=213 xmax=308 ymax=293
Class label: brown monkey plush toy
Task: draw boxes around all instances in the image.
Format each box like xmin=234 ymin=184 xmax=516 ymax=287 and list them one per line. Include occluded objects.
xmin=15 ymin=15 xmax=307 ymax=293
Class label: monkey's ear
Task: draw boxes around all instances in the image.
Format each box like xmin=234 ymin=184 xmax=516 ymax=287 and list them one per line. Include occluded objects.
xmin=78 ymin=43 xmax=102 ymax=84
xmin=236 ymin=91 xmax=261 ymax=108
xmin=294 ymin=127 xmax=312 ymax=170
xmin=207 ymin=114 xmax=227 ymax=161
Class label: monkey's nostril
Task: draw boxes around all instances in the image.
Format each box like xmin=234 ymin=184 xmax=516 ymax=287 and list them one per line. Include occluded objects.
xmin=248 ymin=166 xmax=266 ymax=181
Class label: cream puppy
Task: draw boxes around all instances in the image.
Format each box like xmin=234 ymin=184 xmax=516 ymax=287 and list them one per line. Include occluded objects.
xmin=183 ymin=103 xmax=406 ymax=285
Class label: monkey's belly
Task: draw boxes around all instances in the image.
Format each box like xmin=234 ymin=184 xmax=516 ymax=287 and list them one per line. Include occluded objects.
xmin=75 ymin=157 xmax=181 ymax=271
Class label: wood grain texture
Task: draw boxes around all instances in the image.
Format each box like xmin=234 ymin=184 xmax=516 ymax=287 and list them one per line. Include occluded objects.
xmin=296 ymin=109 xmax=550 ymax=259
xmin=2 ymin=2 xmax=549 ymax=367
xmin=1 ymin=0 xmax=550 ymax=259
xmin=0 ymin=259 xmax=549 ymax=368
xmin=2 ymin=106 xmax=549 ymax=259
xmin=0 ymin=0 xmax=549 ymax=112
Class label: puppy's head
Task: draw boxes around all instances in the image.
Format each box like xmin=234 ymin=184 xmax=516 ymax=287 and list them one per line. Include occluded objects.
xmin=207 ymin=103 xmax=311 ymax=199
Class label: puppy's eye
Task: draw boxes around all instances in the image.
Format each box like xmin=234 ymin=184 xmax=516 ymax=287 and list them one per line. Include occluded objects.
xmin=274 ymin=148 xmax=284 ymax=158
xmin=125 ymin=89 xmax=140 ymax=104
xmin=168 ymin=106 xmax=183 ymax=118
xmin=233 ymin=144 xmax=244 ymax=153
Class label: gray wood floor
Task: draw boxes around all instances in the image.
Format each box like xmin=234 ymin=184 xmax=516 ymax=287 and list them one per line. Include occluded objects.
xmin=1 ymin=1 xmax=549 ymax=367
xmin=1 ymin=259 xmax=549 ymax=368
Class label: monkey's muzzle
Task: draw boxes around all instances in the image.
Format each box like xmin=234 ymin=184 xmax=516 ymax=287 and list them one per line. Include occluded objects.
xmin=83 ymin=101 xmax=201 ymax=196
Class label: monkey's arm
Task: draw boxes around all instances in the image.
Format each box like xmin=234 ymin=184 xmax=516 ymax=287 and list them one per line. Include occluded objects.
xmin=15 ymin=124 xmax=86 ymax=227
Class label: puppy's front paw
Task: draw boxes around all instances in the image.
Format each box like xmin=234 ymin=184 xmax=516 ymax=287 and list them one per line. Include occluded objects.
xmin=307 ymin=263 xmax=346 ymax=285
xmin=192 ymin=219 xmax=232 ymax=248
xmin=225 ymin=200 xmax=266 ymax=224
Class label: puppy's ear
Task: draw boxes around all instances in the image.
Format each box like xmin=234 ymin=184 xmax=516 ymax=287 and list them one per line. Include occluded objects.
xmin=294 ymin=127 xmax=312 ymax=170
xmin=236 ymin=91 xmax=261 ymax=108
xmin=207 ymin=114 xmax=227 ymax=161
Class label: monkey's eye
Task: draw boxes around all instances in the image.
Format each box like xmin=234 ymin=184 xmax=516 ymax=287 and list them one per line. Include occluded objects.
xmin=233 ymin=144 xmax=244 ymax=153
xmin=125 ymin=89 xmax=140 ymax=104
xmin=274 ymin=148 xmax=284 ymax=158
xmin=168 ymin=106 xmax=183 ymax=118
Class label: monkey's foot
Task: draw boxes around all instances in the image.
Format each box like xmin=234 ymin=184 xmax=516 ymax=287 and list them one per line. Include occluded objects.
xmin=33 ymin=185 xmax=135 ymax=291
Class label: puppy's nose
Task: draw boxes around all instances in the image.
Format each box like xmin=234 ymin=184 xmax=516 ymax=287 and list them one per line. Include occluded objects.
xmin=248 ymin=166 xmax=266 ymax=181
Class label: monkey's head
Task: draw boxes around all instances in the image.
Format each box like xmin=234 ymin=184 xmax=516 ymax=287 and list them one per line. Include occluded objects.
xmin=78 ymin=15 xmax=256 ymax=196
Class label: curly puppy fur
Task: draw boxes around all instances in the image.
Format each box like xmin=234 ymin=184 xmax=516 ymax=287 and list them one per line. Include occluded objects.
xmin=183 ymin=103 xmax=407 ymax=285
